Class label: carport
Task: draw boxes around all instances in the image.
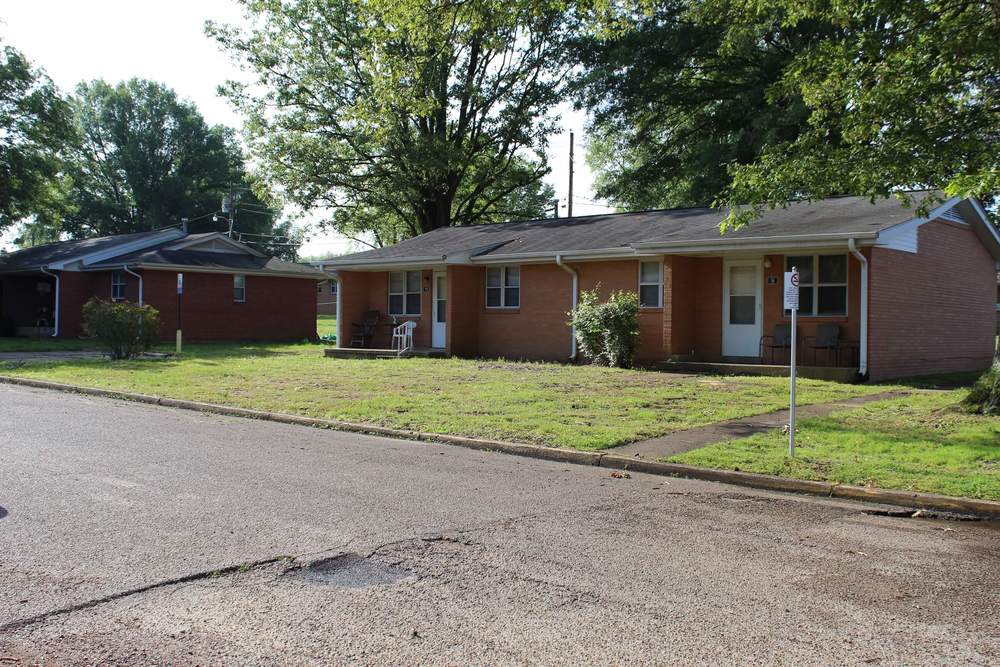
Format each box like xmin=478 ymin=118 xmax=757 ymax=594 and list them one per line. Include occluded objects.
xmin=0 ymin=271 xmax=57 ymax=337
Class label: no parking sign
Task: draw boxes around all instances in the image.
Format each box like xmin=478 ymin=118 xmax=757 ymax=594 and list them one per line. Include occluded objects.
xmin=783 ymin=269 xmax=799 ymax=310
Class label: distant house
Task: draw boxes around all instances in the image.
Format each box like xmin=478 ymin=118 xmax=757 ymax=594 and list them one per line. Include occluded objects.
xmin=323 ymin=193 xmax=1000 ymax=381
xmin=0 ymin=228 xmax=328 ymax=341
xmin=314 ymin=273 xmax=338 ymax=316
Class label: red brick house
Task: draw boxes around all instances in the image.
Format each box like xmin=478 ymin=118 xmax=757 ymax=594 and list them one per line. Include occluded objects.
xmin=323 ymin=193 xmax=1000 ymax=381
xmin=0 ymin=228 xmax=327 ymax=341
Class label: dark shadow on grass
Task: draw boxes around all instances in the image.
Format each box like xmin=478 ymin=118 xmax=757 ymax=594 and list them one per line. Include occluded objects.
xmin=884 ymin=371 xmax=984 ymax=390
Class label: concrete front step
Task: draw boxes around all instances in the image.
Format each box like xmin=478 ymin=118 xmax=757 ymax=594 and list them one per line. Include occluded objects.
xmin=657 ymin=361 xmax=860 ymax=382
xmin=324 ymin=347 xmax=448 ymax=360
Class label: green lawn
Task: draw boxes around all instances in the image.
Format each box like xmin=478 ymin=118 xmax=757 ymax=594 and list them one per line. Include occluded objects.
xmin=317 ymin=315 xmax=337 ymax=339
xmin=669 ymin=391 xmax=1000 ymax=500
xmin=0 ymin=337 xmax=97 ymax=353
xmin=0 ymin=341 xmax=892 ymax=450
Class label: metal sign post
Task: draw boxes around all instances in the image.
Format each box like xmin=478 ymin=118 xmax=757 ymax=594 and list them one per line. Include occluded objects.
xmin=783 ymin=268 xmax=800 ymax=456
xmin=176 ymin=273 xmax=184 ymax=356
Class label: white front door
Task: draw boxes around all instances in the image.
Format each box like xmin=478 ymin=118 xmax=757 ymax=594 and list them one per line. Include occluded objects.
xmin=722 ymin=259 xmax=763 ymax=358
xmin=432 ymin=271 xmax=446 ymax=348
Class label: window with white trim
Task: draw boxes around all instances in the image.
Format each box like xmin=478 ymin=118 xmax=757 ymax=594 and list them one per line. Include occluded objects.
xmin=111 ymin=271 xmax=126 ymax=300
xmin=233 ymin=274 xmax=246 ymax=303
xmin=389 ymin=270 xmax=421 ymax=315
xmin=638 ymin=260 xmax=662 ymax=308
xmin=486 ymin=266 xmax=520 ymax=308
xmin=785 ymin=255 xmax=847 ymax=316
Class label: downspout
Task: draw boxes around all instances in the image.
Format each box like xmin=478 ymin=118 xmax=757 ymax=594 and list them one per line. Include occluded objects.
xmin=40 ymin=266 xmax=60 ymax=337
xmin=847 ymin=238 xmax=868 ymax=378
xmin=123 ymin=265 xmax=143 ymax=305
xmin=334 ymin=273 xmax=343 ymax=347
xmin=555 ymin=254 xmax=578 ymax=361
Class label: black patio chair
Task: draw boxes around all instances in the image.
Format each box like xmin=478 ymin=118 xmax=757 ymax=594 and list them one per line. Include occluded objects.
xmin=759 ymin=324 xmax=793 ymax=364
xmin=349 ymin=310 xmax=381 ymax=348
xmin=804 ymin=324 xmax=841 ymax=366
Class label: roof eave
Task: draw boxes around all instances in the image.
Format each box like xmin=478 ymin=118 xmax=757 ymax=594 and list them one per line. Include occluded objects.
xmin=84 ymin=262 xmax=326 ymax=280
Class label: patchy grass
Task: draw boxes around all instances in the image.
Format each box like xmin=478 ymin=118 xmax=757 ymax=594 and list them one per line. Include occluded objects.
xmin=669 ymin=391 xmax=1000 ymax=500
xmin=0 ymin=342 xmax=896 ymax=450
xmin=317 ymin=315 xmax=337 ymax=339
xmin=0 ymin=337 xmax=97 ymax=353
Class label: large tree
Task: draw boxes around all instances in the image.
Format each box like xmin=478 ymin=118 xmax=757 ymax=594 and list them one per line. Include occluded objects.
xmin=574 ymin=1 xmax=816 ymax=211
xmin=578 ymin=0 xmax=999 ymax=226
xmin=61 ymin=78 xmax=300 ymax=258
xmin=208 ymin=0 xmax=572 ymax=243
xmin=0 ymin=41 xmax=74 ymax=233
xmin=711 ymin=0 xmax=1000 ymax=226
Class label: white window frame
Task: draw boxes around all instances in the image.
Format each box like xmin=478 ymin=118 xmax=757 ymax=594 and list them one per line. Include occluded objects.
xmin=388 ymin=270 xmax=422 ymax=316
xmin=233 ymin=274 xmax=246 ymax=303
xmin=111 ymin=270 xmax=126 ymax=300
xmin=638 ymin=260 xmax=663 ymax=309
xmin=784 ymin=254 xmax=848 ymax=317
xmin=485 ymin=266 xmax=520 ymax=309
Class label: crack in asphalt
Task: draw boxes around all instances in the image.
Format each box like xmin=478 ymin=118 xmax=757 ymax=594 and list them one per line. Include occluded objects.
xmin=1 ymin=513 xmax=542 ymax=635
xmin=0 ymin=555 xmax=294 ymax=634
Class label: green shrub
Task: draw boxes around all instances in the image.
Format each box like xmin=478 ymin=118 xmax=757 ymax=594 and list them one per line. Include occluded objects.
xmin=82 ymin=298 xmax=160 ymax=360
xmin=568 ymin=287 xmax=640 ymax=368
xmin=962 ymin=357 xmax=1000 ymax=415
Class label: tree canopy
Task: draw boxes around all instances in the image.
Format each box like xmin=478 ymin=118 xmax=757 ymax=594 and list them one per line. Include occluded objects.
xmin=209 ymin=0 xmax=571 ymax=243
xmin=59 ymin=79 xmax=299 ymax=259
xmin=0 ymin=41 xmax=74 ymax=234
xmin=578 ymin=0 xmax=1000 ymax=226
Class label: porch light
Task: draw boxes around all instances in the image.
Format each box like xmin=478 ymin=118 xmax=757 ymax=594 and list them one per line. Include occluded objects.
xmin=763 ymin=258 xmax=772 ymax=269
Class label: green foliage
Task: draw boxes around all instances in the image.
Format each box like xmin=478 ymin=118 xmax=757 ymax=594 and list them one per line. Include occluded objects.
xmin=208 ymin=0 xmax=571 ymax=243
xmin=962 ymin=358 xmax=1000 ymax=416
xmin=81 ymin=298 xmax=160 ymax=360
xmin=578 ymin=1 xmax=1000 ymax=226
xmin=0 ymin=41 xmax=74 ymax=233
xmin=569 ymin=287 xmax=639 ymax=368
xmin=61 ymin=79 xmax=300 ymax=259
xmin=575 ymin=1 xmax=812 ymax=210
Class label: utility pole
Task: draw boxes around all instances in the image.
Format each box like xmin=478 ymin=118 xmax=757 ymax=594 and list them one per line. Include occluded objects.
xmin=550 ymin=199 xmax=559 ymax=218
xmin=568 ymin=131 xmax=574 ymax=218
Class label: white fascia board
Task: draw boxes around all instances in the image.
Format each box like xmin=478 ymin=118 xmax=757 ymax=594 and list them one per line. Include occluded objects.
xmin=874 ymin=196 xmax=998 ymax=256
xmin=108 ymin=263 xmax=326 ymax=280
xmin=323 ymin=255 xmax=445 ymax=270
xmin=470 ymin=248 xmax=660 ymax=264
xmin=56 ymin=229 xmax=187 ymax=270
xmin=968 ymin=198 xmax=1000 ymax=257
xmin=632 ymin=234 xmax=878 ymax=255
xmin=630 ymin=231 xmax=878 ymax=253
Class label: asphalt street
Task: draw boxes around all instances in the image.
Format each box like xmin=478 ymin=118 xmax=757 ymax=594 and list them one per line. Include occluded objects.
xmin=1 ymin=383 xmax=998 ymax=665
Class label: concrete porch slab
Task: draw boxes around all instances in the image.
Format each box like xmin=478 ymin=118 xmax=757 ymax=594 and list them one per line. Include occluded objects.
xmin=657 ymin=360 xmax=859 ymax=382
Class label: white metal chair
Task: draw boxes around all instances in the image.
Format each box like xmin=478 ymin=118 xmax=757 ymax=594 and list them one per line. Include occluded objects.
xmin=391 ymin=320 xmax=416 ymax=356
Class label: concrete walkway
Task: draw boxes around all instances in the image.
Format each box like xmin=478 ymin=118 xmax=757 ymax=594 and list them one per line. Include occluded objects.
xmin=0 ymin=350 xmax=105 ymax=363
xmin=611 ymin=391 xmax=909 ymax=460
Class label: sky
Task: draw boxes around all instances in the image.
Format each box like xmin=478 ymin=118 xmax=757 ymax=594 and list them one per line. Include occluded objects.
xmin=0 ymin=0 xmax=612 ymax=257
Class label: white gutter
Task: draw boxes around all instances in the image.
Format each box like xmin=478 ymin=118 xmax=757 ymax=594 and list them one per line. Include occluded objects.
xmin=122 ymin=265 xmax=143 ymax=305
xmin=631 ymin=230 xmax=880 ymax=251
xmin=39 ymin=266 xmax=59 ymax=337
xmin=848 ymin=238 xmax=868 ymax=377
xmin=555 ymin=254 xmax=578 ymax=361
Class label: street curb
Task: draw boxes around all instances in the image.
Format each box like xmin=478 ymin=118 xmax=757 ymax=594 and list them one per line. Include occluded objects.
xmin=2 ymin=374 xmax=998 ymax=519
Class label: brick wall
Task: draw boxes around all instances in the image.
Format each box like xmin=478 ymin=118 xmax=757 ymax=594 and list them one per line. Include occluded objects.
xmin=868 ymin=219 xmax=996 ymax=380
xmin=58 ymin=269 xmax=316 ymax=341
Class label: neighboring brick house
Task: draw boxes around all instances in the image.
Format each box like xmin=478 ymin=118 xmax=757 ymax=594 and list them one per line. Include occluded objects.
xmin=0 ymin=228 xmax=327 ymax=341
xmin=322 ymin=193 xmax=1000 ymax=381
xmin=315 ymin=274 xmax=338 ymax=315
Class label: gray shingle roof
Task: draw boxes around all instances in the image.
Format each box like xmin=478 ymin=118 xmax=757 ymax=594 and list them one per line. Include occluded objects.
xmin=0 ymin=229 xmax=175 ymax=272
xmin=0 ymin=229 xmax=325 ymax=279
xmin=327 ymin=192 xmax=938 ymax=266
xmin=88 ymin=247 xmax=325 ymax=278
